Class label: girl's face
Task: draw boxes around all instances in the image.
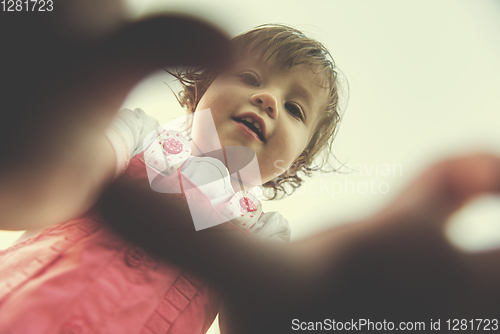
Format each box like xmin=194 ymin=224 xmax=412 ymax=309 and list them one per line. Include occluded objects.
xmin=192 ymin=59 xmax=329 ymax=184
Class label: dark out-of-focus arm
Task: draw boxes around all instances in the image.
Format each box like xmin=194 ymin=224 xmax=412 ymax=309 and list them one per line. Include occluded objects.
xmin=100 ymin=154 xmax=500 ymax=334
xmin=97 ymin=177 xmax=327 ymax=304
xmin=0 ymin=134 xmax=116 ymax=231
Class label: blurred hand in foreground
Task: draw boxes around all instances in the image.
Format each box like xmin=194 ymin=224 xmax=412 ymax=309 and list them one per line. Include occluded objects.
xmin=218 ymin=153 xmax=500 ymax=333
xmin=0 ymin=1 xmax=233 ymax=230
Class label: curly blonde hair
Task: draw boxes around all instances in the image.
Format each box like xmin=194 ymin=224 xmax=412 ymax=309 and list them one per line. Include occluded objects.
xmin=168 ymin=24 xmax=342 ymax=200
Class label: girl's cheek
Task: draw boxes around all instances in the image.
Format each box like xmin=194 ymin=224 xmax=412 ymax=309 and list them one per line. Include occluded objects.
xmin=286 ymin=128 xmax=308 ymax=156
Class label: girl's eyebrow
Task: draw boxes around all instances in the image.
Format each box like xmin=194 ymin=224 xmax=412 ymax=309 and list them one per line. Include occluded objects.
xmin=234 ymin=58 xmax=262 ymax=70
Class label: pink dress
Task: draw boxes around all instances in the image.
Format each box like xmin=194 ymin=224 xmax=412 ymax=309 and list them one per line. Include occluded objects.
xmin=0 ymin=154 xmax=248 ymax=334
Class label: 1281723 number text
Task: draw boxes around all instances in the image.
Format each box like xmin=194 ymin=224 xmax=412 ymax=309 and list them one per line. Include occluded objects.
xmin=1 ymin=0 xmax=53 ymax=12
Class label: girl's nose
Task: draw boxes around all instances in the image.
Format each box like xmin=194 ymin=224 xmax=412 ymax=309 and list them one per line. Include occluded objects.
xmin=250 ymin=92 xmax=278 ymax=118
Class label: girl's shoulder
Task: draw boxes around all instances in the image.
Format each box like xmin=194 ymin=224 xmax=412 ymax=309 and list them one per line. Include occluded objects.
xmin=251 ymin=211 xmax=291 ymax=243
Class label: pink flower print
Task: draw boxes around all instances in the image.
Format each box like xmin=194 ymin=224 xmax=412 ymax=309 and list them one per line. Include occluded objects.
xmin=163 ymin=138 xmax=183 ymax=154
xmin=240 ymin=197 xmax=257 ymax=212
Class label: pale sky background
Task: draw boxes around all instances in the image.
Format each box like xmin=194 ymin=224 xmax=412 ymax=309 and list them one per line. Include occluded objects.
xmin=0 ymin=1 xmax=499 ymax=332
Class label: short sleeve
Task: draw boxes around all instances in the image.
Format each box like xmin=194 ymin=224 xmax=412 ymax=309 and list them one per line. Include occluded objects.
xmin=131 ymin=108 xmax=161 ymax=157
xmin=104 ymin=108 xmax=160 ymax=178
xmin=249 ymin=212 xmax=291 ymax=243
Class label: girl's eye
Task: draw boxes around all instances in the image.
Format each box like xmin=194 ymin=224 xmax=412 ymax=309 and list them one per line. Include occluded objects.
xmin=238 ymin=72 xmax=260 ymax=86
xmin=285 ymin=103 xmax=304 ymax=120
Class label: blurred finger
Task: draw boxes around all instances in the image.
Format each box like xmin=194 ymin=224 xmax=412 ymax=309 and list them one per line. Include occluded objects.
xmin=383 ymin=153 xmax=500 ymax=227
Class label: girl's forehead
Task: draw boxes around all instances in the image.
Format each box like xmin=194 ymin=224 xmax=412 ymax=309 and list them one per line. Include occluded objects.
xmin=231 ymin=55 xmax=303 ymax=72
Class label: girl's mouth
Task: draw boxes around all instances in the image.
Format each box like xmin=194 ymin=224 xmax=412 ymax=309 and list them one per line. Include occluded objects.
xmin=234 ymin=118 xmax=265 ymax=142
